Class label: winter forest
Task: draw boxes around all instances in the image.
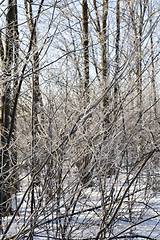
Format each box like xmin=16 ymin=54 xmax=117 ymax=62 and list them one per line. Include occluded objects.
xmin=0 ymin=0 xmax=160 ymax=239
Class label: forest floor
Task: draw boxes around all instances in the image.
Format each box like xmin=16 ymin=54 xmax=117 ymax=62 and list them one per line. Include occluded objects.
xmin=2 ymin=170 xmax=160 ymax=240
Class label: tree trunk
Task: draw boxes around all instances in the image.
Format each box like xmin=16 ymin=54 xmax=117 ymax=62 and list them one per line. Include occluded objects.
xmin=11 ymin=0 xmax=19 ymax=193
xmin=114 ymin=0 xmax=120 ymax=119
xmin=149 ymin=5 xmax=157 ymax=119
xmin=101 ymin=0 xmax=110 ymax=126
xmin=76 ymin=0 xmax=92 ymax=186
xmin=0 ymin=0 xmax=15 ymax=220
xmin=24 ymin=1 xmax=42 ymax=238
xmin=82 ymin=0 xmax=89 ymax=107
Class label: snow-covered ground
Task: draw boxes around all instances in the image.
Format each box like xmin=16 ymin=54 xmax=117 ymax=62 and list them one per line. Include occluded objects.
xmin=1 ymin=169 xmax=160 ymax=240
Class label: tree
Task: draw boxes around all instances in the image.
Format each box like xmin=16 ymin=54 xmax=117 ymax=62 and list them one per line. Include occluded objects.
xmin=75 ymin=0 xmax=93 ymax=186
xmin=0 ymin=0 xmax=18 ymax=220
xmin=0 ymin=0 xmax=160 ymax=239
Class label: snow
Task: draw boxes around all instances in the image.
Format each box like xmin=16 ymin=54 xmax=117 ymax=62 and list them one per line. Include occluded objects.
xmin=1 ymin=169 xmax=160 ymax=240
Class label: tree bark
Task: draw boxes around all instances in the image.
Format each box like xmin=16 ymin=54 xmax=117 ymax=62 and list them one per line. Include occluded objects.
xmin=24 ymin=1 xmax=43 ymax=237
xmin=76 ymin=0 xmax=92 ymax=186
xmin=149 ymin=5 xmax=157 ymax=119
xmin=0 ymin=0 xmax=15 ymax=219
xmin=101 ymin=0 xmax=109 ymax=125
xmin=82 ymin=0 xmax=89 ymax=107
xmin=114 ymin=0 xmax=120 ymax=118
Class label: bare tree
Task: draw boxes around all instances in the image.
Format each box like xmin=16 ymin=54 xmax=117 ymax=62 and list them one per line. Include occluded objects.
xmin=0 ymin=0 xmax=18 ymax=220
xmin=0 ymin=1 xmax=160 ymax=239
